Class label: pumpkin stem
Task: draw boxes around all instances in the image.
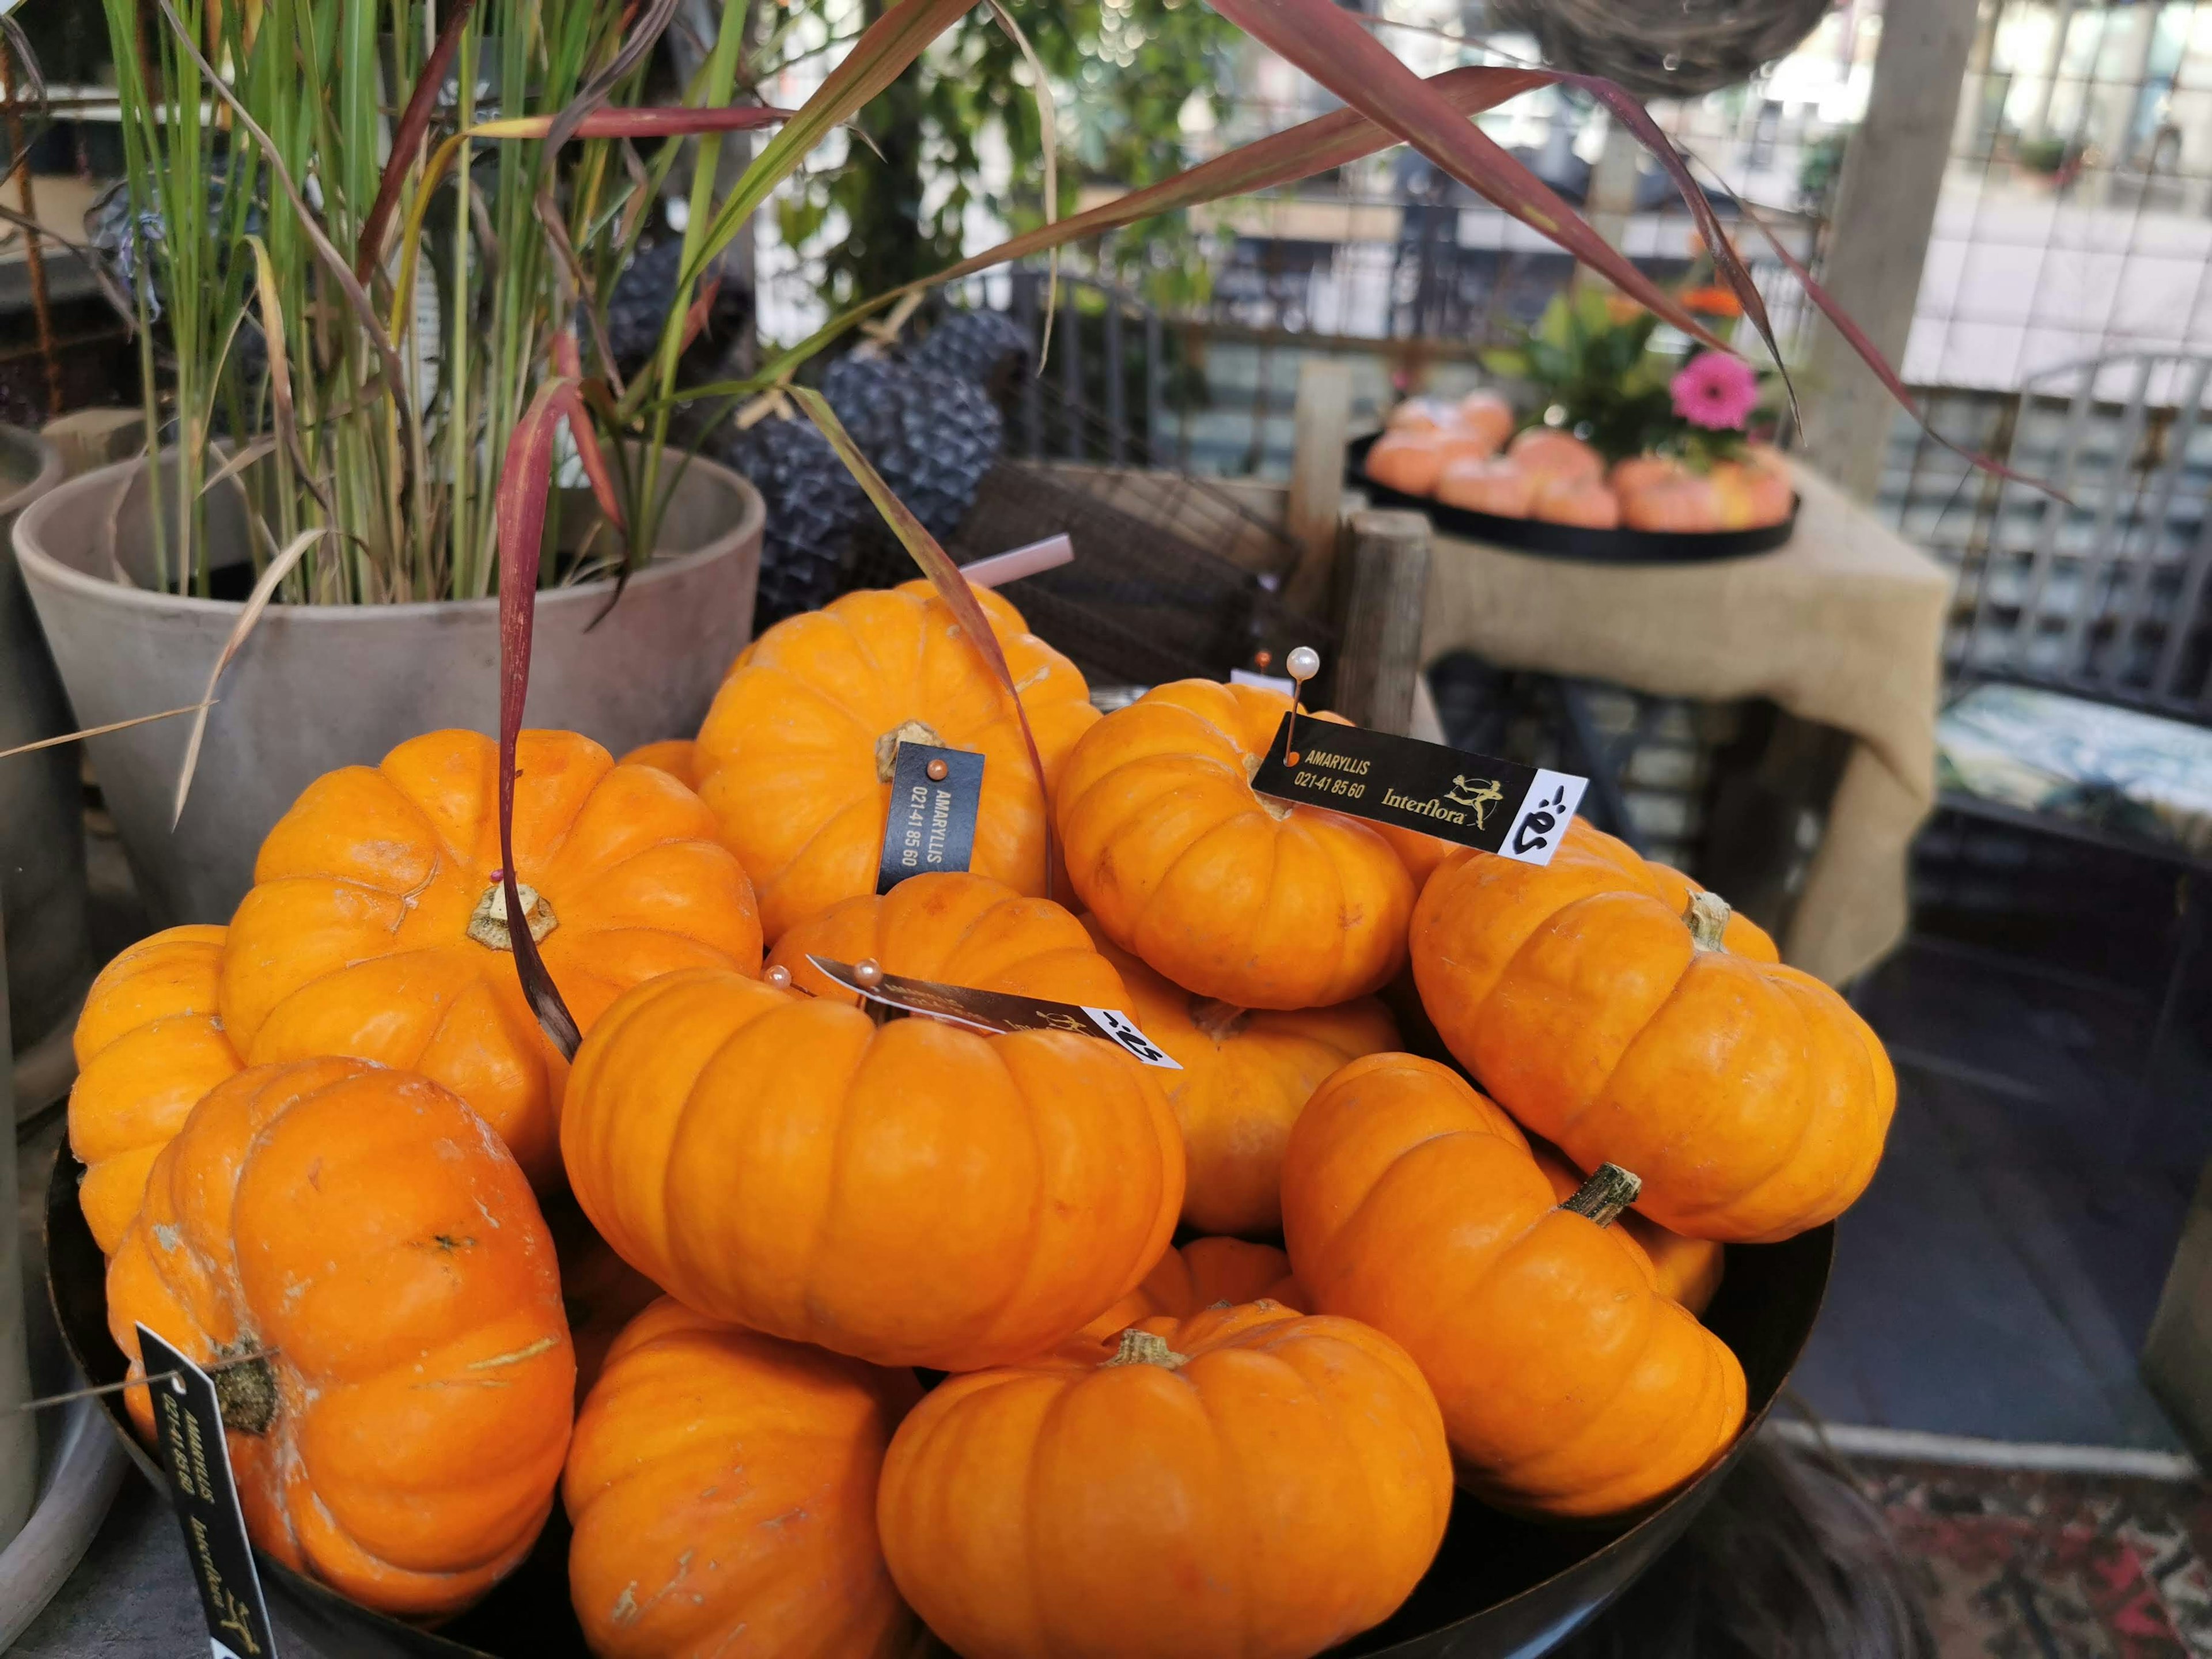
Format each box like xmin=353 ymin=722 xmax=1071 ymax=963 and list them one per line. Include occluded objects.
xmin=467 ymin=882 xmax=558 ymax=951
xmin=1188 ymin=997 xmax=1249 ymax=1041
xmin=1560 ymin=1163 xmax=1642 ymax=1229
xmin=874 ymin=719 xmax=947 ymax=783
xmin=1102 ymin=1330 xmax=1189 ymax=1371
xmin=1240 ymin=752 xmax=1294 ymax=822
xmin=1683 ymin=889 xmax=1732 ymax=952
xmin=210 ymin=1343 xmax=280 ymax=1436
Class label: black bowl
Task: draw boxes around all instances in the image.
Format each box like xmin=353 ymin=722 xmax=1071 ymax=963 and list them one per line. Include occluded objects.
xmin=47 ymin=1145 xmax=1830 ymax=1658
xmin=1347 ymin=432 xmax=1797 ymax=565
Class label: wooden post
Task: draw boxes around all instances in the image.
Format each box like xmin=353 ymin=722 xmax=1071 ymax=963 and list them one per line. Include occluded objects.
xmin=1285 ymin=358 xmax=1353 ymax=617
xmin=1332 ymin=509 xmax=1431 ymax=735
xmin=2144 ymin=1156 xmax=2212 ymax=1456
xmin=1798 ymin=0 xmax=1979 ymax=502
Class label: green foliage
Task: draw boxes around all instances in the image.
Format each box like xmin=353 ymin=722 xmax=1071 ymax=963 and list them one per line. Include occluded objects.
xmin=1484 ymin=286 xmax=1675 ymax=463
xmin=772 ymin=0 xmax=1236 ymax=315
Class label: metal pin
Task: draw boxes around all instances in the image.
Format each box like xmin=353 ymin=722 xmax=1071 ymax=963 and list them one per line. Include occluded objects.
xmin=1282 ymin=646 xmax=1320 ymax=764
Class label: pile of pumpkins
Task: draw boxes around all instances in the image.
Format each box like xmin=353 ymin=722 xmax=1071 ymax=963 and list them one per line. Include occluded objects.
xmin=74 ymin=579 xmax=1893 ymax=1658
xmin=1364 ymin=391 xmax=1794 ymax=533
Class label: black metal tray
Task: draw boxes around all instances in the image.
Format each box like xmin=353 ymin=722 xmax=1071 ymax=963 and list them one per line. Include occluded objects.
xmin=1347 ymin=432 xmax=1798 ymax=566
xmin=47 ymin=1143 xmax=1831 ymax=1658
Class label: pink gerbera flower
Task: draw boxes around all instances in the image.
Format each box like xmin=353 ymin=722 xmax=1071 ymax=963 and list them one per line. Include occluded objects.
xmin=1671 ymin=351 xmax=1760 ymax=431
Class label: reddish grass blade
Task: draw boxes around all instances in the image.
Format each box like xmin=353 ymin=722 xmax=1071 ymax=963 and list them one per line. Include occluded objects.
xmin=550 ymin=332 xmax=627 ymax=536
xmin=790 ymin=386 xmax=1058 ymax=897
xmin=1208 ymin=0 xmax=1725 ymax=352
xmin=471 ymin=107 xmax=801 ymax=141
xmin=542 ymin=0 xmax=681 ymax=160
xmin=495 ymin=380 xmax=585 ymax=1059
xmin=356 ymin=0 xmax=479 ymax=281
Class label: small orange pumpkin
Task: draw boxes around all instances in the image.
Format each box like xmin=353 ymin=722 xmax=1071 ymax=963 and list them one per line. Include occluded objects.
xmin=616 ymin=737 xmax=702 ymax=789
xmin=1078 ymin=1236 xmax=1305 ymax=1343
xmin=1055 ymin=681 xmax=1417 ymax=1010
xmin=1281 ymin=1053 xmax=1745 ymax=1518
xmin=220 ymin=729 xmax=762 ymax=1187
xmin=692 ymin=582 xmax=1097 ymax=944
xmin=1711 ymin=459 xmax=1793 ymax=529
xmin=1609 ymin=453 xmax=1682 ymax=497
xmin=1457 ymin=389 xmax=1516 ymax=453
xmin=1385 ymin=396 xmax=1454 ymax=435
xmin=877 ymin=1302 xmax=1452 ymax=1659
xmin=1620 ymin=473 xmax=1723 ymax=532
xmin=1410 ymin=819 xmax=1895 ymax=1241
xmin=1508 ymin=427 xmax=1604 ymax=490
xmin=1531 ymin=475 xmax=1621 ymax=528
xmin=565 ymin=1298 xmax=921 ymax=1659
xmin=67 ymin=926 xmax=244 ymax=1252
xmin=1083 ymin=919 xmax=1398 ymax=1234
xmin=769 ymin=872 xmax=1127 ymax=1009
xmin=562 ymin=968 xmax=1184 ymax=1369
xmin=1531 ymin=1145 xmax=1725 ymax=1317
xmin=1437 ymin=455 xmax=1533 ymax=517
xmin=1365 ymin=430 xmax=1447 ymax=495
xmin=108 ymin=1059 xmax=574 ymax=1618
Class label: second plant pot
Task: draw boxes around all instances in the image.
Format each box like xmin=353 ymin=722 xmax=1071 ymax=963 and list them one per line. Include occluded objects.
xmin=16 ymin=448 xmax=763 ymax=927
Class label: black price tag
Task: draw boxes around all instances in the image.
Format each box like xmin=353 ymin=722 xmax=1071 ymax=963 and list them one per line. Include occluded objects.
xmin=877 ymin=741 xmax=986 ymax=894
xmin=1247 ymin=716 xmax=1588 ymax=866
xmin=805 ymin=955 xmax=1181 ymax=1070
xmin=137 ymin=1325 xmax=278 ymax=1659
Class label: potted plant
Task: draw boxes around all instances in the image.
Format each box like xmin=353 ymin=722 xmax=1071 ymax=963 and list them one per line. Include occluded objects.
xmin=14 ymin=0 xmax=770 ymax=924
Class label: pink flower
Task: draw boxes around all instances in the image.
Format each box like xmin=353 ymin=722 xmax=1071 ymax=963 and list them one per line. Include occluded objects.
xmin=1671 ymin=351 xmax=1760 ymax=431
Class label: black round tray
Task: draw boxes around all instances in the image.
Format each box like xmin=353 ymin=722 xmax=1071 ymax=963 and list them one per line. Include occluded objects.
xmin=48 ymin=1142 xmax=1831 ymax=1658
xmin=1347 ymin=432 xmax=1798 ymax=565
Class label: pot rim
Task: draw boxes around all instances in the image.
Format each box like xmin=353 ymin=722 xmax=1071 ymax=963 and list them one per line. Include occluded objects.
xmin=0 ymin=425 xmax=63 ymax=519
xmin=12 ymin=445 xmax=763 ymax=622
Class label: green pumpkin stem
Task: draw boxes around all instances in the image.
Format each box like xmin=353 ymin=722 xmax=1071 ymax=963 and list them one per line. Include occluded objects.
xmin=1683 ymin=889 xmax=1732 ymax=952
xmin=1560 ymin=1163 xmax=1642 ymax=1229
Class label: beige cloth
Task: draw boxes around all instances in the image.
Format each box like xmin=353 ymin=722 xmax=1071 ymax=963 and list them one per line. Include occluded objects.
xmin=1416 ymin=463 xmax=1955 ymax=985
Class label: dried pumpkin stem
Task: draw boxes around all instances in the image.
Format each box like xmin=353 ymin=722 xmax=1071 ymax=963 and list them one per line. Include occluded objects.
xmin=210 ymin=1342 xmax=281 ymax=1436
xmin=1560 ymin=1163 xmax=1642 ymax=1229
xmin=874 ymin=719 xmax=946 ymax=782
xmin=1683 ymin=889 xmax=1732 ymax=952
xmin=1102 ymin=1330 xmax=1188 ymax=1371
xmin=1240 ymin=751 xmax=1293 ymax=822
xmin=1188 ymin=997 xmax=1249 ymax=1041
xmin=467 ymin=881 xmax=558 ymax=951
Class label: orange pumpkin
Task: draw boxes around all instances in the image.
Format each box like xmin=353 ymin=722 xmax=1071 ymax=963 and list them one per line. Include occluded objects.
xmin=1055 ymin=681 xmax=1416 ymax=1010
xmin=562 ymin=967 xmax=1183 ymax=1370
xmin=1508 ymin=427 xmax=1604 ymax=490
xmin=1281 ymin=1053 xmax=1745 ymax=1518
xmin=1609 ymin=453 xmax=1682 ymax=497
xmin=1437 ymin=455 xmax=1533 ymax=517
xmin=878 ymin=1302 xmax=1452 ymax=1659
xmin=67 ymin=926 xmax=244 ymax=1252
xmin=1410 ymin=820 xmax=1895 ymax=1241
xmin=1620 ymin=473 xmax=1722 ymax=532
xmin=769 ymin=872 xmax=1126 ymax=1009
xmin=692 ymin=582 xmax=1097 ymax=944
xmin=1532 ymin=1146 xmax=1725 ymax=1317
xmin=617 ymin=737 xmax=702 ymax=789
xmin=219 ymin=729 xmax=762 ymax=1187
xmin=1531 ymin=475 xmax=1621 ymax=528
xmin=1710 ymin=459 xmax=1793 ymax=529
xmin=1078 ymin=1236 xmax=1305 ymax=1343
xmin=1364 ymin=430 xmax=1446 ymax=495
xmin=1457 ymin=389 xmax=1516 ymax=453
xmin=1082 ymin=919 xmax=1398 ymax=1234
xmin=566 ymin=1298 xmax=921 ymax=1659
xmin=108 ymin=1059 xmax=574 ymax=1617
xmin=1384 ymin=396 xmax=1453 ymax=435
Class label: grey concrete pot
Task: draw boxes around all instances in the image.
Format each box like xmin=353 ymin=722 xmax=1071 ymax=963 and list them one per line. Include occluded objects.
xmin=16 ymin=449 xmax=763 ymax=927
xmin=0 ymin=429 xmax=80 ymax=1060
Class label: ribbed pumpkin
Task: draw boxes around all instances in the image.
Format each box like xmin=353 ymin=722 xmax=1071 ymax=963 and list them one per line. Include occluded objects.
xmin=618 ymin=738 xmax=702 ymax=789
xmin=566 ymin=1298 xmax=921 ymax=1659
xmin=1409 ymin=820 xmax=1895 ymax=1242
xmin=1082 ymin=919 xmax=1397 ymax=1236
xmin=1281 ymin=1053 xmax=1745 ymax=1519
xmin=1055 ymin=682 xmax=1416 ymax=1010
xmin=769 ymin=872 xmax=1126 ymax=1008
xmin=692 ymin=581 xmax=1098 ymax=944
xmin=108 ymin=1059 xmax=574 ymax=1618
xmin=1532 ymin=1146 xmax=1725 ymax=1317
xmin=220 ymin=729 xmax=763 ymax=1187
xmin=1078 ymin=1236 xmax=1305 ymax=1344
xmin=878 ymin=1302 xmax=1452 ymax=1659
xmin=561 ymin=967 xmax=1183 ymax=1370
xmin=67 ymin=926 xmax=244 ymax=1252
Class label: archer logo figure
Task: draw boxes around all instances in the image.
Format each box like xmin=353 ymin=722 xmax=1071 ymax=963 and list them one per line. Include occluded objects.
xmin=1445 ymin=774 xmax=1505 ymax=826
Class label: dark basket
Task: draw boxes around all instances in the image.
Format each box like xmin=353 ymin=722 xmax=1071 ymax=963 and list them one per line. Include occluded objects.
xmin=46 ymin=1143 xmax=1830 ymax=1659
xmin=1349 ymin=433 xmax=1798 ymax=566
xmin=842 ymin=460 xmax=1332 ymax=691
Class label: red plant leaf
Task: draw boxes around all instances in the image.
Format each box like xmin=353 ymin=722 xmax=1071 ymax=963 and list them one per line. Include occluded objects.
xmin=541 ymin=0 xmax=682 ymax=161
xmin=679 ymin=272 xmax=723 ymax=354
xmin=495 ymin=380 xmax=585 ymax=1059
xmin=471 ymin=106 xmax=801 ymax=141
xmin=790 ymin=386 xmax=1057 ymax=897
xmin=551 ymin=331 xmax=628 ymax=536
xmin=1209 ymin=0 xmax=1728 ymax=351
xmin=357 ymin=0 xmax=479 ymax=281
